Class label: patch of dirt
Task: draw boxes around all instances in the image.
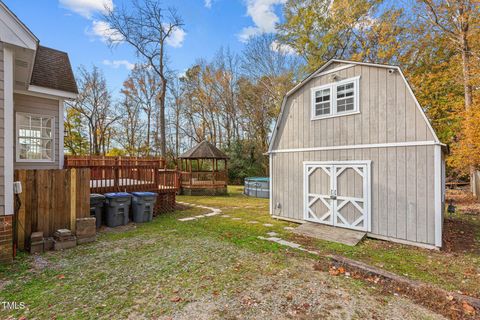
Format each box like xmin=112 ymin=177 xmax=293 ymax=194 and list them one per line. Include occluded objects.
xmin=99 ymin=223 xmax=137 ymax=234
xmin=443 ymin=218 xmax=480 ymax=254
xmin=325 ymin=257 xmax=479 ymax=320
xmin=171 ymin=259 xmax=445 ymax=320
xmin=446 ymin=189 xmax=480 ymax=216
xmin=175 ymin=203 xmax=191 ymax=211
xmin=30 ymin=255 xmax=50 ymax=270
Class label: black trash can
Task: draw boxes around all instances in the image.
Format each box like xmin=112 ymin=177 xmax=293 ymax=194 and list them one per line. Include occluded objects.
xmin=104 ymin=193 xmax=132 ymax=227
xmin=90 ymin=194 xmax=106 ymax=228
xmin=131 ymin=192 xmax=158 ymax=223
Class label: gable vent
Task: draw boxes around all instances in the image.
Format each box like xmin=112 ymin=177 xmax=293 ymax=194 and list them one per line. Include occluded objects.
xmin=15 ymin=59 xmax=28 ymax=68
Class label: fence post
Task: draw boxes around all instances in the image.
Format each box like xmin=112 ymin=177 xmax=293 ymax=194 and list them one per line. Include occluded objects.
xmin=70 ymin=169 xmax=77 ymax=233
xmin=114 ymin=157 xmax=119 ymax=191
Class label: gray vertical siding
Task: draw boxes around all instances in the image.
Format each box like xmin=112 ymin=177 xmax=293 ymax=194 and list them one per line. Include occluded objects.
xmin=0 ymin=43 xmax=5 ymax=215
xmin=14 ymin=93 xmax=60 ymax=169
xmin=271 ymin=146 xmax=437 ymax=246
xmin=272 ymin=63 xmax=435 ymax=150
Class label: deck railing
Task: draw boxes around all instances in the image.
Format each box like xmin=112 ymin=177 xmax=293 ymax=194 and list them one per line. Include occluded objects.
xmin=64 ymin=155 xmax=179 ymax=194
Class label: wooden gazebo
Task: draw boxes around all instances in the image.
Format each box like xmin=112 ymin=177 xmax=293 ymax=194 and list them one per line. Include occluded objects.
xmin=178 ymin=141 xmax=229 ymax=195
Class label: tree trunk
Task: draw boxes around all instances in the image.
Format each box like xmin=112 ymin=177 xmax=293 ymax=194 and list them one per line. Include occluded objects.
xmin=159 ymin=80 xmax=167 ymax=157
xmin=460 ymin=31 xmax=473 ymax=110
xmin=146 ymin=109 xmax=151 ymax=156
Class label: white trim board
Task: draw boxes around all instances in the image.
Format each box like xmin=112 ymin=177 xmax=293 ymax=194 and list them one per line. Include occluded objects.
xmin=434 ymin=145 xmax=442 ymax=248
xmin=27 ymin=85 xmax=77 ymax=99
xmin=270 ymin=141 xmax=444 ymax=154
xmin=269 ymin=154 xmax=273 ymax=216
xmin=59 ymin=99 xmax=64 ymax=169
xmin=0 ymin=2 xmax=38 ymax=50
xmin=313 ymin=64 xmax=355 ymax=78
xmin=4 ymin=46 xmax=14 ymax=215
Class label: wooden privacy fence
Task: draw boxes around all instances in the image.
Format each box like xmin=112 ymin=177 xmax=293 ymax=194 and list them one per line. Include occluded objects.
xmin=14 ymin=169 xmax=90 ymax=250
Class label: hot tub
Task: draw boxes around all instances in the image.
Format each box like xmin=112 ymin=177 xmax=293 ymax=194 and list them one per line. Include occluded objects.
xmin=244 ymin=177 xmax=270 ymax=198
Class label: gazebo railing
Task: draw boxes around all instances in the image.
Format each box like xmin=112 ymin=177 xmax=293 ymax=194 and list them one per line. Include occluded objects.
xmin=180 ymin=171 xmax=227 ymax=187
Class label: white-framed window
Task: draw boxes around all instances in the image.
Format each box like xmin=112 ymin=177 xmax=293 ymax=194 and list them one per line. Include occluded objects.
xmin=16 ymin=113 xmax=55 ymax=162
xmin=311 ymin=76 xmax=360 ymax=120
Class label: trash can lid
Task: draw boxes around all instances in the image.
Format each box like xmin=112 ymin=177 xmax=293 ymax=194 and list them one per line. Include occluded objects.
xmin=90 ymin=193 xmax=106 ymax=199
xmin=131 ymin=192 xmax=158 ymax=197
xmin=104 ymin=192 xmax=132 ymax=199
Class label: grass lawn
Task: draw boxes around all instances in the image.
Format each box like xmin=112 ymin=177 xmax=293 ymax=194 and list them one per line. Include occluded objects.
xmin=0 ymin=186 xmax=476 ymax=319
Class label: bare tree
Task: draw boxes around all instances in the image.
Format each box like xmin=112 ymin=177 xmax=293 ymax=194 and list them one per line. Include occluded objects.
xmin=69 ymin=66 xmax=120 ymax=155
xmin=167 ymin=76 xmax=185 ymax=159
xmin=122 ymin=64 xmax=161 ymax=155
xmin=116 ymin=92 xmax=145 ymax=155
xmin=104 ymin=0 xmax=184 ymax=156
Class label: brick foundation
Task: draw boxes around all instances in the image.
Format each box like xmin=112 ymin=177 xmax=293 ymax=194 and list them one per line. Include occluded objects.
xmin=154 ymin=191 xmax=176 ymax=215
xmin=0 ymin=215 xmax=13 ymax=264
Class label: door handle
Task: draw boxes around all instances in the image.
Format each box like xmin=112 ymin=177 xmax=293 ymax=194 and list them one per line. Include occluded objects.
xmin=330 ymin=190 xmax=337 ymax=200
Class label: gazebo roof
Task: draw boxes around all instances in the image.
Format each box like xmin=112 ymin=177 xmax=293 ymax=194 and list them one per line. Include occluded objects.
xmin=179 ymin=140 xmax=229 ymax=159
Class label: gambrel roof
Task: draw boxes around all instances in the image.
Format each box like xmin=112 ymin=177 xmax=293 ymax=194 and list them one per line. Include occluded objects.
xmin=268 ymin=59 xmax=440 ymax=153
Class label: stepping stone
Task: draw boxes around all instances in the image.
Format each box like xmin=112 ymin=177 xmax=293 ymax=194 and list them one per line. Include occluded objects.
xmin=205 ymin=212 xmax=222 ymax=217
xmin=248 ymin=221 xmax=259 ymax=224
xmin=284 ymin=227 xmax=295 ymax=231
xmin=178 ymin=217 xmax=197 ymax=222
xmin=221 ymin=215 xmax=230 ymax=218
xmin=231 ymin=218 xmax=242 ymax=221
xmin=263 ymin=223 xmax=274 ymax=227
xmin=267 ymin=231 xmax=279 ymax=237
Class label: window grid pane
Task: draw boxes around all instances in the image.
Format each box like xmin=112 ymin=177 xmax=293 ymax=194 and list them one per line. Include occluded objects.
xmin=314 ymin=88 xmax=331 ymax=117
xmin=17 ymin=114 xmax=54 ymax=161
xmin=336 ymin=81 xmax=355 ymax=113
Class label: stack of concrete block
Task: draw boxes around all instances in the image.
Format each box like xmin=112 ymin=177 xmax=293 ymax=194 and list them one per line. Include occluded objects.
xmin=76 ymin=218 xmax=96 ymax=244
xmin=44 ymin=237 xmax=54 ymax=251
xmin=53 ymin=229 xmax=77 ymax=251
xmin=30 ymin=231 xmax=44 ymax=254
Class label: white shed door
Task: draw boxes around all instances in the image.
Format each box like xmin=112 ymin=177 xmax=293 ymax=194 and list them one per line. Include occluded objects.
xmin=304 ymin=161 xmax=371 ymax=232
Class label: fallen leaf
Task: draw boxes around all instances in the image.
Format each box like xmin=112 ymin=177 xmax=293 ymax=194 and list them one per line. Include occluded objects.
xmin=170 ymin=296 xmax=182 ymax=303
xmin=462 ymin=302 xmax=475 ymax=314
xmin=57 ymin=274 xmax=65 ymax=279
xmin=329 ymin=267 xmax=340 ymax=276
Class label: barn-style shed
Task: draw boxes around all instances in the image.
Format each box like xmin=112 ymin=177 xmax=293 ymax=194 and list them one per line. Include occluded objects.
xmin=268 ymin=59 xmax=446 ymax=249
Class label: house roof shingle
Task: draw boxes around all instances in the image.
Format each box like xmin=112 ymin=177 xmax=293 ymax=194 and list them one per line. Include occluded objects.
xmin=179 ymin=141 xmax=229 ymax=159
xmin=30 ymin=46 xmax=78 ymax=94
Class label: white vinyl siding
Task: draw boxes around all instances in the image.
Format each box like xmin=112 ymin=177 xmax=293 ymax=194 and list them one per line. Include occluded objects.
xmin=311 ymin=76 xmax=360 ymax=120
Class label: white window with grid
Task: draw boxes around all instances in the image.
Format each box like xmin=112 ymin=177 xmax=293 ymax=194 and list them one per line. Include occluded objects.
xmin=311 ymin=76 xmax=360 ymax=120
xmin=16 ymin=113 xmax=55 ymax=162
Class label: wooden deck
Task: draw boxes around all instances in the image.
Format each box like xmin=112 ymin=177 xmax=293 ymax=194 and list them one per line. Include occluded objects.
xmin=65 ymin=156 xmax=179 ymax=213
xmin=65 ymin=155 xmax=180 ymax=194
